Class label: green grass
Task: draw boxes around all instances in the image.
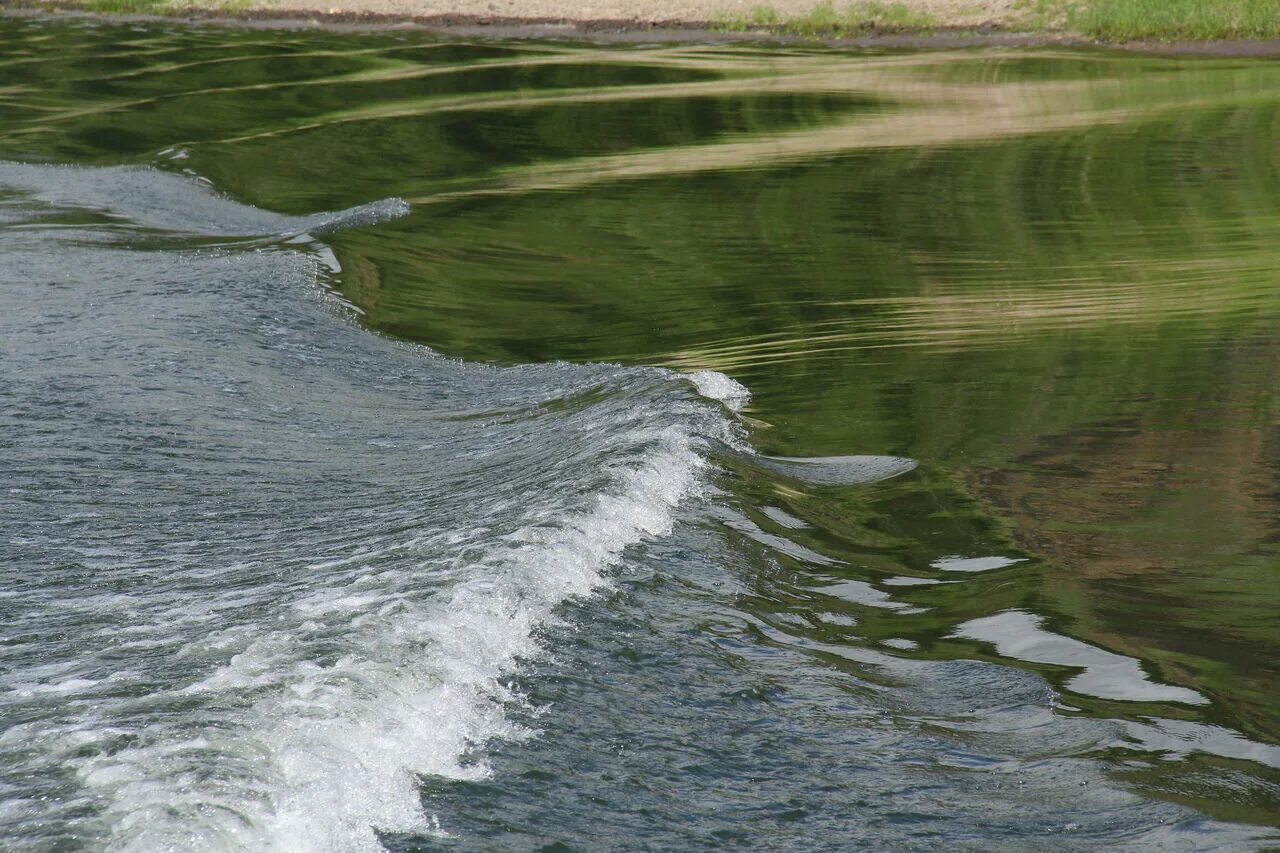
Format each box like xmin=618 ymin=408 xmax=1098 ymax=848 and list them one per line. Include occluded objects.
xmin=722 ymin=1 xmax=938 ymax=36
xmin=61 ymin=0 xmax=252 ymax=12
xmin=1024 ymin=0 xmax=1280 ymax=40
xmin=78 ymin=0 xmax=168 ymax=10
xmin=1013 ymin=0 xmax=1071 ymax=29
xmin=727 ymin=0 xmax=1280 ymax=40
xmin=1069 ymin=0 xmax=1280 ymax=40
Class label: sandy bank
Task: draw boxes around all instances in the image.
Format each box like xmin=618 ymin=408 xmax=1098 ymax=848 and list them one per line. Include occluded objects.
xmin=231 ymin=0 xmax=1019 ymax=27
xmin=5 ymin=1 xmax=1280 ymax=56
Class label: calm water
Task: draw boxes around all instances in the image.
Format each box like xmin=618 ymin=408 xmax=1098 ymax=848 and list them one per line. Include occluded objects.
xmin=1 ymin=17 xmax=1278 ymax=851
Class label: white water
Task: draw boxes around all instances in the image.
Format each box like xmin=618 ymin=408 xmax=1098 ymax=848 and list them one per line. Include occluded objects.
xmin=84 ymin=427 xmax=715 ymax=852
xmin=0 ymin=162 xmax=745 ymax=852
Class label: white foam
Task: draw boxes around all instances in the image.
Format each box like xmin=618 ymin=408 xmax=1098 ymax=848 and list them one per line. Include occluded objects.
xmin=0 ymin=161 xmax=410 ymax=241
xmin=687 ymin=370 xmax=750 ymax=412
xmin=76 ymin=427 xmax=710 ymax=853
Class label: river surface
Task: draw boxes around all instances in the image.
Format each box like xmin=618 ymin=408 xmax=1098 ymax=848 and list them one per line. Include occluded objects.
xmin=1 ymin=16 xmax=1278 ymax=852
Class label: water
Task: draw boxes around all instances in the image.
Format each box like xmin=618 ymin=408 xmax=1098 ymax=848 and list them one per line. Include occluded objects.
xmin=1 ymin=17 xmax=1277 ymax=851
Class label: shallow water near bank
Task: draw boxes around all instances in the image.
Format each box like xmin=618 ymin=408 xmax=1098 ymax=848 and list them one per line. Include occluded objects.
xmin=1 ymin=19 xmax=1277 ymax=852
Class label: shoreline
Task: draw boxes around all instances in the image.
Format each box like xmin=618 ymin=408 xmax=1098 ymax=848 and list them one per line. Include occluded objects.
xmin=5 ymin=3 xmax=1280 ymax=56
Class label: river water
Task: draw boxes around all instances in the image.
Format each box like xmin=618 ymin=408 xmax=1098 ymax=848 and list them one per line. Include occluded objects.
xmin=1 ymin=17 xmax=1277 ymax=852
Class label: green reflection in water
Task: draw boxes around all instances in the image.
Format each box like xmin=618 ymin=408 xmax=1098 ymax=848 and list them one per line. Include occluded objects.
xmin=2 ymin=18 xmax=1276 ymax=827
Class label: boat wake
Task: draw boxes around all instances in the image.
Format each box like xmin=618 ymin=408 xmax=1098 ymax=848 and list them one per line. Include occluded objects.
xmin=0 ymin=162 xmax=743 ymax=851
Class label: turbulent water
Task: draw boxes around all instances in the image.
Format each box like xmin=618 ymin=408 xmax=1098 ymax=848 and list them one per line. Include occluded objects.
xmin=1 ymin=16 xmax=1278 ymax=852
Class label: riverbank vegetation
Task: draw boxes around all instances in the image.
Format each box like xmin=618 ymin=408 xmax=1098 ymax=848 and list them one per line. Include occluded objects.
xmin=1069 ymin=0 xmax=1280 ymax=40
xmin=723 ymin=0 xmax=1280 ymax=40
xmin=720 ymin=1 xmax=937 ymax=36
xmin=12 ymin=0 xmax=1280 ymax=43
xmin=64 ymin=0 xmax=247 ymax=12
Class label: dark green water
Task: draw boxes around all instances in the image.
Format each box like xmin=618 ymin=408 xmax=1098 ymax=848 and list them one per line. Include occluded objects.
xmin=1 ymin=16 xmax=1277 ymax=850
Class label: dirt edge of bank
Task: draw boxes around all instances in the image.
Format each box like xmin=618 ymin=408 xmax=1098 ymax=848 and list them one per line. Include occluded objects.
xmin=4 ymin=3 xmax=1280 ymax=56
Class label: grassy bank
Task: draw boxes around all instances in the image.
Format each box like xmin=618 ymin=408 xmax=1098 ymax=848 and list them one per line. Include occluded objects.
xmin=723 ymin=0 xmax=1280 ymax=40
xmin=1068 ymin=0 xmax=1280 ymax=40
xmin=720 ymin=1 xmax=938 ymax=36
xmin=57 ymin=0 xmax=247 ymax=12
